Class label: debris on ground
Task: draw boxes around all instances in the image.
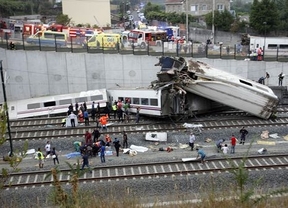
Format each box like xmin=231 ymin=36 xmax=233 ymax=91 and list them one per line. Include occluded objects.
xmin=269 ymin=133 xmax=280 ymax=139
xmin=261 ymin=130 xmax=269 ymax=139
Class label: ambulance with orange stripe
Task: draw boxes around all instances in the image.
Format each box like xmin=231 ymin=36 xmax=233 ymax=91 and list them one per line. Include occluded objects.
xmin=85 ymin=33 xmax=121 ymax=50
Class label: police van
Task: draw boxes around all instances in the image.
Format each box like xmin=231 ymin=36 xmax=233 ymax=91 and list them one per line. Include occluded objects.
xmin=86 ymin=33 xmax=121 ymax=50
xmin=26 ymin=30 xmax=68 ymax=47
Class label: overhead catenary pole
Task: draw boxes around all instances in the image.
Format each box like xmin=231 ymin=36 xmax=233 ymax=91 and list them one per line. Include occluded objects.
xmin=185 ymin=0 xmax=189 ymax=41
xmin=212 ymin=0 xmax=215 ymax=44
xmin=0 ymin=60 xmax=13 ymax=157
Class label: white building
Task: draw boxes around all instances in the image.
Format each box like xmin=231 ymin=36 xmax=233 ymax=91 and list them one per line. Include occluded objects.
xmin=62 ymin=0 xmax=111 ymax=27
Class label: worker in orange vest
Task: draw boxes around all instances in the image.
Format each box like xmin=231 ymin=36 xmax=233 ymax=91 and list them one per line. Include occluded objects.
xmin=99 ymin=114 xmax=108 ymax=131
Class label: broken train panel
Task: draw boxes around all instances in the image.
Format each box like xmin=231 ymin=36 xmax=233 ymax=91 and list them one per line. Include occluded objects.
xmin=153 ymin=56 xmax=279 ymax=119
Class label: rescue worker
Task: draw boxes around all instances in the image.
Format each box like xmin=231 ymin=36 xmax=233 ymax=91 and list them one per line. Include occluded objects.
xmin=36 ymin=148 xmax=45 ymax=168
xmin=112 ymin=102 xmax=117 ymax=119
xmin=113 ymin=137 xmax=121 ymax=157
xmin=99 ymin=114 xmax=108 ymax=131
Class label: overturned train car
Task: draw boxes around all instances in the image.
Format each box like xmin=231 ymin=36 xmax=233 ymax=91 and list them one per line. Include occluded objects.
xmin=153 ymin=56 xmax=279 ymax=119
xmin=108 ymin=87 xmax=223 ymax=118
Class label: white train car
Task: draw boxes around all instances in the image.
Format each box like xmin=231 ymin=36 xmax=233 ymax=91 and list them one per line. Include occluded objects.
xmin=8 ymin=89 xmax=108 ymax=119
xmin=183 ymin=60 xmax=279 ymax=119
xmin=107 ymin=87 xmax=222 ymax=117
xmin=154 ymin=56 xmax=279 ymax=119
xmin=249 ymin=36 xmax=288 ymax=56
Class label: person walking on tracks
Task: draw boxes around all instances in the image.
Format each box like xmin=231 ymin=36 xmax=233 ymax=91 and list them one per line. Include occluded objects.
xmin=51 ymin=147 xmax=59 ymax=165
xmin=122 ymin=131 xmax=128 ymax=148
xmin=239 ymin=127 xmax=248 ymax=145
xmin=81 ymin=151 xmax=92 ymax=173
xmin=189 ymin=132 xmax=196 ymax=151
xmin=113 ymin=137 xmax=121 ymax=157
xmin=230 ymin=134 xmax=238 ymax=154
xmin=36 ymin=148 xmax=45 ymax=168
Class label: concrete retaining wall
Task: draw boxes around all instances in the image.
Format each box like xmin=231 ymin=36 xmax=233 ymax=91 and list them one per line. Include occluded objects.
xmin=1 ymin=48 xmax=288 ymax=102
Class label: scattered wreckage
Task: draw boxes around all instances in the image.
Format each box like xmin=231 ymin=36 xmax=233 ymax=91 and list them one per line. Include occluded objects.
xmin=151 ymin=56 xmax=279 ymax=119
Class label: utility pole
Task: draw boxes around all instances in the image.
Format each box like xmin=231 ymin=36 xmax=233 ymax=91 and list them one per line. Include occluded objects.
xmin=212 ymin=0 xmax=215 ymax=44
xmin=0 ymin=60 xmax=13 ymax=157
xmin=185 ymin=0 xmax=189 ymax=41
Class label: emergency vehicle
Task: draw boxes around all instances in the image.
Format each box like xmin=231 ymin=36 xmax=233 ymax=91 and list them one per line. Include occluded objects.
xmin=128 ymin=29 xmax=152 ymax=48
xmin=26 ymin=30 xmax=68 ymax=47
xmin=22 ymin=23 xmax=44 ymax=36
xmin=0 ymin=21 xmax=11 ymax=39
xmin=128 ymin=29 xmax=167 ymax=48
xmin=85 ymin=33 xmax=121 ymax=49
xmin=164 ymin=26 xmax=180 ymax=41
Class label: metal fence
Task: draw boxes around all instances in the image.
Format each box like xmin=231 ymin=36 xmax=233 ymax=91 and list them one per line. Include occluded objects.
xmin=1 ymin=33 xmax=288 ymax=62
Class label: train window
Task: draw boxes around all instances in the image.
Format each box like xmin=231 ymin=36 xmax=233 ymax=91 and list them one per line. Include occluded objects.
xmin=132 ymin=98 xmax=139 ymax=104
xmin=91 ymin=95 xmax=103 ymax=101
xmin=44 ymin=101 xmax=56 ymax=107
xmin=267 ymin=44 xmax=277 ymax=49
xmin=150 ymin=99 xmax=158 ymax=106
xmin=27 ymin=103 xmax=40 ymax=109
xmin=117 ymin=97 xmax=124 ymax=102
xmin=239 ymin=79 xmax=252 ymax=86
xmin=75 ymin=97 xmax=87 ymax=103
xmin=141 ymin=98 xmax=149 ymax=105
xmin=125 ymin=97 xmax=131 ymax=103
xmin=280 ymin=44 xmax=288 ymax=49
xmin=59 ymin=99 xmax=72 ymax=105
xmin=11 ymin=106 xmax=15 ymax=111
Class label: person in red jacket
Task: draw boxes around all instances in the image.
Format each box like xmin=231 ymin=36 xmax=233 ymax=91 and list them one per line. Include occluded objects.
xmin=230 ymin=134 xmax=238 ymax=154
xmin=84 ymin=130 xmax=92 ymax=145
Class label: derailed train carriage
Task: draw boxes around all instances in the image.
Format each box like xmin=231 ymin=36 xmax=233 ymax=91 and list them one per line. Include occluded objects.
xmin=153 ymin=56 xmax=279 ymax=119
xmin=107 ymin=87 xmax=222 ymax=118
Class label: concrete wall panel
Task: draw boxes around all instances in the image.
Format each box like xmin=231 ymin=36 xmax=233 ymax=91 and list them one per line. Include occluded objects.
xmin=46 ymin=52 xmax=69 ymax=95
xmin=65 ymin=53 xmax=87 ymax=93
xmin=85 ymin=54 xmax=106 ymax=90
xmin=2 ymin=48 xmax=288 ymax=103
xmin=26 ymin=51 xmax=49 ymax=97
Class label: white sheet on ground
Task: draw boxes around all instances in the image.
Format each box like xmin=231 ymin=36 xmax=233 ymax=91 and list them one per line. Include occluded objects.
xmin=183 ymin=123 xmax=203 ymax=128
xmin=182 ymin=157 xmax=197 ymax=162
xmin=130 ymin=145 xmax=148 ymax=152
xmin=26 ymin=149 xmax=36 ymax=155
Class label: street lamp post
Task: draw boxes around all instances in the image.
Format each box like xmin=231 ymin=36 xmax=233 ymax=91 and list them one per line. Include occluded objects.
xmin=182 ymin=0 xmax=189 ymax=41
xmin=212 ymin=0 xmax=215 ymax=44
xmin=263 ymin=22 xmax=267 ymax=59
xmin=185 ymin=0 xmax=189 ymax=41
xmin=0 ymin=60 xmax=13 ymax=157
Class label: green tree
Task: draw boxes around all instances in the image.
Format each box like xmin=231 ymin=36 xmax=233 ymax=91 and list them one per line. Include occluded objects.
xmin=55 ymin=14 xmax=72 ymax=26
xmin=205 ymin=9 xmax=234 ymax=32
xmin=249 ymin=0 xmax=279 ymax=35
xmin=275 ymin=0 xmax=288 ymax=32
xmin=0 ymin=0 xmax=28 ymax=17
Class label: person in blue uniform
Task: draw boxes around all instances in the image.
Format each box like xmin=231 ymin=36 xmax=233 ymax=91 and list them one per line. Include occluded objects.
xmin=196 ymin=148 xmax=206 ymax=164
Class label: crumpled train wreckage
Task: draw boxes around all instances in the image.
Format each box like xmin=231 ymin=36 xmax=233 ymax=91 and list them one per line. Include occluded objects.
xmin=151 ymin=56 xmax=279 ymax=120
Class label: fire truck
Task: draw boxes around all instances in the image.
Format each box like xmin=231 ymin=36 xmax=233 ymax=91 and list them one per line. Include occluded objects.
xmin=128 ymin=29 xmax=167 ymax=49
xmin=0 ymin=21 xmax=11 ymax=39
xmin=22 ymin=23 xmax=44 ymax=36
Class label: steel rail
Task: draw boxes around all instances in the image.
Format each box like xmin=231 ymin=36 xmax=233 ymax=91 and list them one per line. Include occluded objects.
xmin=3 ymin=154 xmax=288 ymax=188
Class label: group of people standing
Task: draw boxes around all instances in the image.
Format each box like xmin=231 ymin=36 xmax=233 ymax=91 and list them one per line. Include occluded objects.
xmin=190 ymin=126 xmax=249 ymax=165
xmin=64 ymin=99 xmax=141 ymax=128
xmin=36 ymin=141 xmax=59 ymax=168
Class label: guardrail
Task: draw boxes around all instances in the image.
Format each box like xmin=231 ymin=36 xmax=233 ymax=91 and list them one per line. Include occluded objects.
xmin=1 ymin=33 xmax=288 ymax=62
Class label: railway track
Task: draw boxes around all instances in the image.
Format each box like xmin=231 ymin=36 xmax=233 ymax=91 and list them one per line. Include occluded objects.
xmin=9 ymin=107 xmax=288 ymax=129
xmin=8 ymin=116 xmax=288 ymax=141
xmin=3 ymin=154 xmax=288 ymax=189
